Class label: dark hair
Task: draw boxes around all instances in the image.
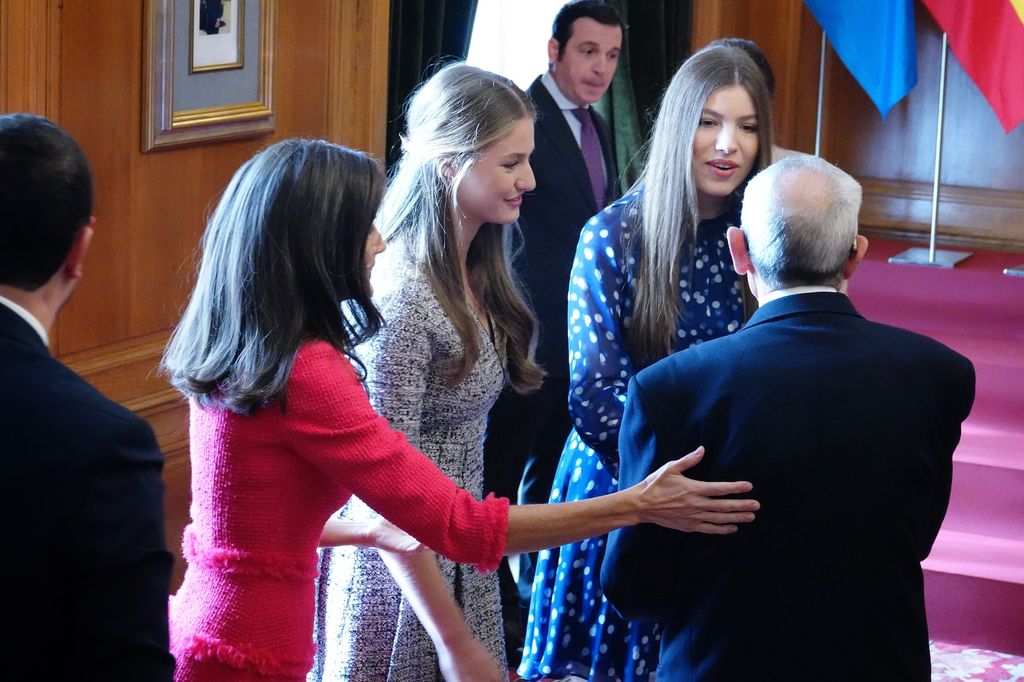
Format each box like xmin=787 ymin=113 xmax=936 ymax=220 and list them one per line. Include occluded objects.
xmin=0 ymin=114 xmax=92 ymax=290
xmin=162 ymin=139 xmax=385 ymax=414
xmin=552 ymin=0 xmax=623 ymax=59
xmin=710 ymin=38 xmax=776 ymax=97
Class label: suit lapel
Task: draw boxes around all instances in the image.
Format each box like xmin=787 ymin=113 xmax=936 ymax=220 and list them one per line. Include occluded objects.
xmin=529 ymin=78 xmax=598 ymax=215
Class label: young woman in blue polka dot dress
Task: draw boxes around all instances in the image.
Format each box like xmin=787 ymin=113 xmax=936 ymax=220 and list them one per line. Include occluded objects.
xmin=519 ymin=44 xmax=774 ymax=682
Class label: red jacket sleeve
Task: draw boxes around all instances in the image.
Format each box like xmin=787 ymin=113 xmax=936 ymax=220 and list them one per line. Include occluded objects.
xmin=283 ymin=341 xmax=508 ymax=571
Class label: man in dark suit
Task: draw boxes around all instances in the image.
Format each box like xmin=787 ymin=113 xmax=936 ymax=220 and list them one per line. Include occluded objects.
xmin=602 ymin=154 xmax=976 ymax=681
xmin=483 ymin=2 xmax=623 ymax=645
xmin=0 ymin=114 xmax=174 ymax=679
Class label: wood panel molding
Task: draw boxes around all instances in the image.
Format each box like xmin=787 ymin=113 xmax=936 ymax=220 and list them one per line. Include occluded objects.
xmin=62 ymin=330 xmax=173 ymax=405
xmin=60 ymin=328 xmax=188 ymax=451
xmin=860 ymin=178 xmax=1024 ymax=253
xmin=0 ymin=0 xmax=62 ymax=116
xmin=326 ymin=0 xmax=390 ymax=156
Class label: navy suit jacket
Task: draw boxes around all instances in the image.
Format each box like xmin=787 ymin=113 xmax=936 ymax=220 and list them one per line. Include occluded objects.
xmin=518 ymin=76 xmax=620 ymax=378
xmin=602 ymin=292 xmax=975 ymax=681
xmin=0 ymin=304 xmax=174 ymax=680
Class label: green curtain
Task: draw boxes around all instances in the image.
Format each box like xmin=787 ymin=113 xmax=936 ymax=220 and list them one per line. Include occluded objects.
xmin=386 ymin=0 xmax=479 ymax=168
xmin=593 ymin=0 xmax=692 ymax=188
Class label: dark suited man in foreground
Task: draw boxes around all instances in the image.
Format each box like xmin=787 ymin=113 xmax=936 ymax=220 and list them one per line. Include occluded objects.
xmin=602 ymin=154 xmax=975 ymax=681
xmin=0 ymin=114 xmax=173 ymax=680
xmin=483 ymin=0 xmax=623 ymax=650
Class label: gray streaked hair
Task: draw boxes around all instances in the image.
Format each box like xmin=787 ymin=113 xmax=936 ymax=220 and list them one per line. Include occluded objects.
xmin=740 ymin=153 xmax=862 ymax=289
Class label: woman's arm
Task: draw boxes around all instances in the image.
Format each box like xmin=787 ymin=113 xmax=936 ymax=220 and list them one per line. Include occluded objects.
xmin=567 ymin=206 xmax=638 ymax=476
xmin=504 ymin=447 xmax=759 ymax=553
xmin=378 ymin=551 xmax=505 ymax=682
xmin=318 ymin=517 xmax=424 ymax=553
xmin=289 ymin=345 xmax=755 ymax=569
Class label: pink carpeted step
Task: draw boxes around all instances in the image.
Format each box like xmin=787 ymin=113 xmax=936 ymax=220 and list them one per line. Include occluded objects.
xmin=944 ymin=461 xmax=1024 ymax=538
xmin=849 ymin=239 xmax=1024 ymax=658
xmin=925 ymin=531 xmax=1024 ymax=586
xmin=924 ymin=533 xmax=1024 ymax=655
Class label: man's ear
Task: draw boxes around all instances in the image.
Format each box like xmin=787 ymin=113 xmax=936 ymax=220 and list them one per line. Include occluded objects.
xmin=842 ymin=235 xmax=869 ymax=281
xmin=547 ymin=38 xmax=560 ymax=66
xmin=726 ymin=226 xmax=754 ymax=276
xmin=63 ymin=217 xmax=95 ymax=281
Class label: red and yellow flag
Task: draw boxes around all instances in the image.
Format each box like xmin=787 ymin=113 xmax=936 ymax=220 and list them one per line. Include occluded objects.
xmin=920 ymin=0 xmax=1024 ymax=133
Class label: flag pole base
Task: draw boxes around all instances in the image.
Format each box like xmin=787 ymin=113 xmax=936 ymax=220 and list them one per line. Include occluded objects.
xmin=888 ymin=247 xmax=972 ymax=268
xmin=1004 ymin=265 xmax=1024 ymax=278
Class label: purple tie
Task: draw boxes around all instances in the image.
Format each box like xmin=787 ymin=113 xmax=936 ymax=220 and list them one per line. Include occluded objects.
xmin=572 ymin=107 xmax=606 ymax=207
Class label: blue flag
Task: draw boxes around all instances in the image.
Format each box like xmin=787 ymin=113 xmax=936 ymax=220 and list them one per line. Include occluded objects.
xmin=804 ymin=0 xmax=918 ymax=118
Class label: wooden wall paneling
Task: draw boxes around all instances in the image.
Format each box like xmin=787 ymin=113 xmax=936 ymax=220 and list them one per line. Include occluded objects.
xmin=827 ymin=6 xmax=1024 ymax=191
xmin=36 ymin=0 xmax=393 ymax=587
xmin=689 ymin=0 xmax=814 ymax=152
xmin=327 ymin=0 xmax=390 ymax=156
xmin=788 ymin=6 xmax=828 ymax=155
xmin=817 ymin=4 xmax=1024 ymax=250
xmin=0 ymin=0 xmax=62 ymax=116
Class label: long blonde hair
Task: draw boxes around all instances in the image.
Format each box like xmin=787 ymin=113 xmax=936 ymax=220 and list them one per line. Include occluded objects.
xmin=626 ymin=44 xmax=772 ymax=365
xmin=379 ymin=63 xmax=543 ymax=392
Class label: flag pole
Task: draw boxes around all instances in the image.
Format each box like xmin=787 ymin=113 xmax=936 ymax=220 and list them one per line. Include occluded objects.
xmin=815 ymin=31 xmax=826 ymax=157
xmin=890 ymin=32 xmax=971 ymax=268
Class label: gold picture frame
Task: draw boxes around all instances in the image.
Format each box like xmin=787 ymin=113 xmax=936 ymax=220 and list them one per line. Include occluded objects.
xmin=143 ymin=0 xmax=275 ymax=152
xmin=189 ymin=0 xmax=245 ymax=74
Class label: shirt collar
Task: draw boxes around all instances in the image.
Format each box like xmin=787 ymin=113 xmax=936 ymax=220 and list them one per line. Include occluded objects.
xmin=541 ymin=71 xmax=584 ymax=112
xmin=0 ymin=293 xmax=49 ymax=346
xmin=759 ymin=285 xmax=838 ymax=306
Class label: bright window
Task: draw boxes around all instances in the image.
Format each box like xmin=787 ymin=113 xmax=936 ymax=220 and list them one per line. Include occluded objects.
xmin=465 ymin=0 xmax=568 ymax=89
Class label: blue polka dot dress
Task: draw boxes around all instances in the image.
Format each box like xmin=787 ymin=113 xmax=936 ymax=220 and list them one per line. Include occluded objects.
xmin=518 ymin=190 xmax=745 ymax=682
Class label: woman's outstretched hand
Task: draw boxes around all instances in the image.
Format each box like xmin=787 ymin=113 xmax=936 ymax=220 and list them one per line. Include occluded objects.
xmin=633 ymin=446 xmax=759 ymax=534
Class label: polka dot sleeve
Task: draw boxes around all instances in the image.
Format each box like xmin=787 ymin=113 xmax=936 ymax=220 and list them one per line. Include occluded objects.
xmin=566 ymin=198 xmax=638 ymax=478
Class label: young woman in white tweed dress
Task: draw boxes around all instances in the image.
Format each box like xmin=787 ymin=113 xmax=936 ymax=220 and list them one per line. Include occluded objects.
xmin=310 ymin=63 xmax=544 ymax=682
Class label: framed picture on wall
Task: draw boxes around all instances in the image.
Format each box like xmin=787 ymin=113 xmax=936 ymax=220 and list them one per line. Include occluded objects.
xmin=143 ymin=0 xmax=275 ymax=152
xmin=190 ymin=0 xmax=244 ymax=73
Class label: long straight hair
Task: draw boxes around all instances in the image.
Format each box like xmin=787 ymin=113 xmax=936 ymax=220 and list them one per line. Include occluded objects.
xmin=380 ymin=63 xmax=543 ymax=393
xmin=162 ymin=139 xmax=385 ymax=413
xmin=626 ymin=44 xmax=772 ymax=365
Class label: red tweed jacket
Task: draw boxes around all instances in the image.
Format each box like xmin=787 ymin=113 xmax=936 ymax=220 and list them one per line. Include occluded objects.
xmin=169 ymin=341 xmax=508 ymax=681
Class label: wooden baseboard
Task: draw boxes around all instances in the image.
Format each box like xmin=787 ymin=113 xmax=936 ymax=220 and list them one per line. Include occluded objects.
xmin=860 ymin=178 xmax=1024 ymax=254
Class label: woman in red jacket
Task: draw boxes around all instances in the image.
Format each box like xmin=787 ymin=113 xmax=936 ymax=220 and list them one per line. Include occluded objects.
xmin=162 ymin=138 xmax=758 ymax=682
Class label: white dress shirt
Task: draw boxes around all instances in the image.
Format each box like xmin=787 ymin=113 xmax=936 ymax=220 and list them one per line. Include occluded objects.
xmin=759 ymin=285 xmax=838 ymax=306
xmin=0 ymin=293 xmax=49 ymax=345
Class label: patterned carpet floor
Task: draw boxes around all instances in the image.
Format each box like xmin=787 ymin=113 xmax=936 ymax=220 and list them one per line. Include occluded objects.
xmin=930 ymin=641 xmax=1024 ymax=681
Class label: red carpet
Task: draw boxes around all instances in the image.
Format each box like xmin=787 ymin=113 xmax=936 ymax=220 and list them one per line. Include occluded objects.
xmin=848 ymin=239 xmax=1024 ymax=656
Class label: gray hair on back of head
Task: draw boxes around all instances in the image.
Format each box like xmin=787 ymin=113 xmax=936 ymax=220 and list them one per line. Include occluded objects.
xmin=740 ymin=154 xmax=862 ymax=290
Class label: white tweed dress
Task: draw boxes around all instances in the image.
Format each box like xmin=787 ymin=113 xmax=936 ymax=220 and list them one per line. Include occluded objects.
xmin=310 ymin=259 xmax=508 ymax=682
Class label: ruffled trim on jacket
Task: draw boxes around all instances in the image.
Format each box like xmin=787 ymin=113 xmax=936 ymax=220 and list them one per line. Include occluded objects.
xmin=182 ymin=525 xmax=318 ymax=580
xmin=173 ymin=631 xmax=314 ymax=678
xmin=472 ymin=492 xmax=508 ymax=573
